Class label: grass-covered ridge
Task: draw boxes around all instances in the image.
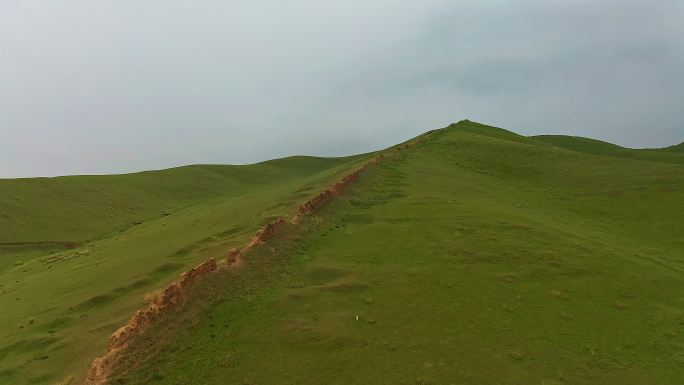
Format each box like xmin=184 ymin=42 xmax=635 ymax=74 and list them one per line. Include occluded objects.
xmin=664 ymin=142 xmax=684 ymax=153
xmin=112 ymin=121 xmax=684 ymax=384
xmin=1 ymin=120 xmax=683 ymax=385
xmin=531 ymin=134 xmax=684 ymax=164
xmin=0 ymin=154 xmax=370 ymax=385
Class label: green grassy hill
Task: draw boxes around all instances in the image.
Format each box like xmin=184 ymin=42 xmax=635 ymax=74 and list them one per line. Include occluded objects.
xmin=0 ymin=158 xmax=367 ymax=243
xmin=531 ymin=135 xmax=684 ymax=164
xmin=0 ymin=155 xmax=370 ymax=385
xmin=2 ymin=121 xmax=683 ymax=384
xmin=663 ymin=142 xmax=684 ymax=153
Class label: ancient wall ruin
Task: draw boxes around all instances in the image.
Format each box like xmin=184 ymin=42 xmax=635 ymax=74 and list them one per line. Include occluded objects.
xmin=82 ymin=138 xmax=425 ymax=384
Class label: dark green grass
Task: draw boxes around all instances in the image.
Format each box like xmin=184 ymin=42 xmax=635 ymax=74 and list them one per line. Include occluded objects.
xmin=113 ymin=121 xmax=684 ymax=385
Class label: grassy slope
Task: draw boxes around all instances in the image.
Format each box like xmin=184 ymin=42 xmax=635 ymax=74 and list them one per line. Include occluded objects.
xmin=0 ymin=155 xmax=370 ymax=385
xmin=117 ymin=121 xmax=684 ymax=385
xmin=532 ymin=135 xmax=684 ymax=165
xmin=0 ymin=158 xmax=367 ymax=243
xmin=663 ymin=142 xmax=684 ymax=153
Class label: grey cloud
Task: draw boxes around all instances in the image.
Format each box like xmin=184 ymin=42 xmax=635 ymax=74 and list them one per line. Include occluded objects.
xmin=1 ymin=0 xmax=682 ymax=177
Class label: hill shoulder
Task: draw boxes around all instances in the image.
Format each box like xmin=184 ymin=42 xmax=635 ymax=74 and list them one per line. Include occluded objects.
xmin=531 ymin=134 xmax=684 ymax=164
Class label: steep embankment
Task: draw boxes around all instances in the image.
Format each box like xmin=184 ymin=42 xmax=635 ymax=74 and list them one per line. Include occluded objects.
xmin=0 ymin=155 xmax=369 ymax=385
xmin=115 ymin=121 xmax=684 ymax=385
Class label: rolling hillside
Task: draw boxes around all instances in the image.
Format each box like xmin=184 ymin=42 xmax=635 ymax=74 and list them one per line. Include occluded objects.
xmin=664 ymin=142 xmax=684 ymax=153
xmin=531 ymin=135 xmax=684 ymax=164
xmin=0 ymin=155 xmax=370 ymax=385
xmin=1 ymin=120 xmax=683 ymax=384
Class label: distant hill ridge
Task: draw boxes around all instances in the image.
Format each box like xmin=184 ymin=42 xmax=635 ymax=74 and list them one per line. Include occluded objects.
xmin=530 ymin=134 xmax=684 ymax=164
xmin=664 ymin=141 xmax=684 ymax=153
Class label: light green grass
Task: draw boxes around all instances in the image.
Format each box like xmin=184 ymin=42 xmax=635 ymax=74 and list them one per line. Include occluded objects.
xmin=0 ymin=155 xmax=370 ymax=385
xmin=114 ymin=121 xmax=684 ymax=385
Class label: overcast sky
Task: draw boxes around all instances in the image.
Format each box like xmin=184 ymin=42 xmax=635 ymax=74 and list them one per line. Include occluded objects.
xmin=1 ymin=0 xmax=682 ymax=177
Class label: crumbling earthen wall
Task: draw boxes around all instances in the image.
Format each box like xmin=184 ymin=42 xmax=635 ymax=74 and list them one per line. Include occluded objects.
xmin=292 ymin=159 xmax=374 ymax=222
xmin=82 ymin=138 xmax=428 ymax=384
xmin=84 ymin=258 xmax=218 ymax=384
xmin=244 ymin=218 xmax=287 ymax=251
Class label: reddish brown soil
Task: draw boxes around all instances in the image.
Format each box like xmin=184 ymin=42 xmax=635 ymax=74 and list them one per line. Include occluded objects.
xmin=227 ymin=248 xmax=242 ymax=264
xmin=244 ymin=218 xmax=287 ymax=251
